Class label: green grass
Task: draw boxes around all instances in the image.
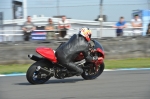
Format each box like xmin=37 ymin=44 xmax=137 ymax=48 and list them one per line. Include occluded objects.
xmin=0 ymin=64 xmax=30 ymax=74
xmin=105 ymin=58 xmax=150 ymax=69
xmin=0 ymin=58 xmax=150 ymax=74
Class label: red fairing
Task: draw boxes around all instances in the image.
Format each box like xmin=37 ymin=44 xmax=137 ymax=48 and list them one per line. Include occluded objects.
xmin=36 ymin=47 xmax=57 ymax=63
xmin=96 ymin=48 xmax=105 ymax=58
xmin=94 ymin=48 xmax=105 ymax=68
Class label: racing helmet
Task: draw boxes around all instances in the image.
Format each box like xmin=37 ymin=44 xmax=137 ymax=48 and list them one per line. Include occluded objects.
xmin=79 ymin=27 xmax=92 ymax=41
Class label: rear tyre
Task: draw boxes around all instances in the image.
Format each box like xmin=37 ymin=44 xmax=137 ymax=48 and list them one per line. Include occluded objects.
xmin=81 ymin=62 xmax=105 ymax=80
xmin=26 ymin=60 xmax=51 ymax=84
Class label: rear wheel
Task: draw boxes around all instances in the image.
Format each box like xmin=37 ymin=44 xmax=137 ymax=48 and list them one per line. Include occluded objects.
xmin=81 ymin=62 xmax=105 ymax=80
xmin=26 ymin=60 xmax=52 ymax=84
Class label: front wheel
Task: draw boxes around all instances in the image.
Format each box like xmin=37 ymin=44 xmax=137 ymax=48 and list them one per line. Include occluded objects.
xmin=26 ymin=60 xmax=51 ymax=84
xmin=81 ymin=62 xmax=105 ymax=80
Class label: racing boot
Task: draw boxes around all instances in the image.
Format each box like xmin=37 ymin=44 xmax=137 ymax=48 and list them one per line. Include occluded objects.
xmin=64 ymin=62 xmax=83 ymax=76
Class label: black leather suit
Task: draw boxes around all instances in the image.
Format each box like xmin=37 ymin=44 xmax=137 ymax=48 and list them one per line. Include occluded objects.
xmin=55 ymin=34 xmax=93 ymax=74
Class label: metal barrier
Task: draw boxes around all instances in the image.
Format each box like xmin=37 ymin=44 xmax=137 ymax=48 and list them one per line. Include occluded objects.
xmin=0 ymin=27 xmax=143 ymax=42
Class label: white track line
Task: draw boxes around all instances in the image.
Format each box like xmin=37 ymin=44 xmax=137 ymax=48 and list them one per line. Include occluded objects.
xmin=0 ymin=68 xmax=150 ymax=77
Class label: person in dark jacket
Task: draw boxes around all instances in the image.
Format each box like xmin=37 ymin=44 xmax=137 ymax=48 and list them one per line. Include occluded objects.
xmin=55 ymin=27 xmax=98 ymax=76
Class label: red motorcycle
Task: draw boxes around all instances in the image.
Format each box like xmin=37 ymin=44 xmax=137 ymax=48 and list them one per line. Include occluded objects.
xmin=26 ymin=40 xmax=105 ymax=84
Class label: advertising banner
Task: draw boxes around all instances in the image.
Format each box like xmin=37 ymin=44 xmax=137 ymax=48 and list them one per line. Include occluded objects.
xmin=31 ymin=31 xmax=47 ymax=40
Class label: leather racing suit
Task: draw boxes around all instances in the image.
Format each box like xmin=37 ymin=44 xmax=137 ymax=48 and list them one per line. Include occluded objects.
xmin=55 ymin=34 xmax=95 ymax=75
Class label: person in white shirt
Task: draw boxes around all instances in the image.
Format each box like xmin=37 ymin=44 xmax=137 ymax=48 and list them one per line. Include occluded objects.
xmin=58 ymin=16 xmax=71 ymax=38
xmin=131 ymin=15 xmax=142 ymax=35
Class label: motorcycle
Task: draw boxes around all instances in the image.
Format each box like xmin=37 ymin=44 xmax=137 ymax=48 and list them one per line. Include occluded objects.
xmin=26 ymin=39 xmax=105 ymax=84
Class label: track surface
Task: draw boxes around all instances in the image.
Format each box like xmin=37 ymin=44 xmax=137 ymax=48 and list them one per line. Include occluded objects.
xmin=0 ymin=70 xmax=150 ymax=99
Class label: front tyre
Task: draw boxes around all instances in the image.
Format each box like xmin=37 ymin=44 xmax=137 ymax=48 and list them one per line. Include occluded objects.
xmin=81 ymin=62 xmax=105 ymax=80
xmin=26 ymin=60 xmax=51 ymax=84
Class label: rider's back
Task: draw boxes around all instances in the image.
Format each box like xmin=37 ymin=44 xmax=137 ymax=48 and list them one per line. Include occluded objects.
xmin=56 ymin=34 xmax=89 ymax=63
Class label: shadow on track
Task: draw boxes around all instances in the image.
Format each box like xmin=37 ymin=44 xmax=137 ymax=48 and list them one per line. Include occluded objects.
xmin=45 ymin=78 xmax=84 ymax=84
xmin=14 ymin=78 xmax=84 ymax=85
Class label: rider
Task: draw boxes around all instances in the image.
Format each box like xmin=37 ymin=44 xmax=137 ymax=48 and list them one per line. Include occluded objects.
xmin=55 ymin=27 xmax=99 ymax=76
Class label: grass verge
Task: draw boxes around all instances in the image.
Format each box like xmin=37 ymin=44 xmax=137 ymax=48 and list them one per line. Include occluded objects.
xmin=0 ymin=58 xmax=150 ymax=74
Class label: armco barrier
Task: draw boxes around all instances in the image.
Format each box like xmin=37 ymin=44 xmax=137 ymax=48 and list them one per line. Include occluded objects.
xmin=0 ymin=27 xmax=143 ymax=41
xmin=0 ymin=36 xmax=149 ymax=64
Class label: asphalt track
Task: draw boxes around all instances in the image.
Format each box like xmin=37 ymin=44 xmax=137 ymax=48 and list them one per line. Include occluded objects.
xmin=0 ymin=70 xmax=150 ymax=99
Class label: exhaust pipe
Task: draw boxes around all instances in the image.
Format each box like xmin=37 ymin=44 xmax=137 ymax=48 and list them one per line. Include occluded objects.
xmin=36 ymin=66 xmax=53 ymax=76
xmin=28 ymin=54 xmax=42 ymax=61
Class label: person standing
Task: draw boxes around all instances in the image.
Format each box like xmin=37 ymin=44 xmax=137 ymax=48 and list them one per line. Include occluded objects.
xmin=58 ymin=16 xmax=71 ymax=38
xmin=113 ymin=17 xmax=127 ymax=37
xmin=45 ymin=18 xmax=56 ymax=39
xmin=131 ymin=14 xmax=142 ymax=35
xmin=146 ymin=23 xmax=150 ymax=35
xmin=22 ymin=16 xmax=36 ymax=41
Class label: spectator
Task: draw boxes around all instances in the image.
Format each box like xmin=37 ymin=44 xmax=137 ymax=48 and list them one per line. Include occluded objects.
xmin=45 ymin=18 xmax=56 ymax=39
xmin=146 ymin=23 xmax=150 ymax=35
xmin=131 ymin=14 xmax=142 ymax=35
xmin=22 ymin=16 xmax=36 ymax=41
xmin=113 ymin=17 xmax=127 ymax=37
xmin=58 ymin=16 xmax=71 ymax=38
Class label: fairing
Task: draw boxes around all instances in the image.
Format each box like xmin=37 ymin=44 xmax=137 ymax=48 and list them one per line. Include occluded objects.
xmin=92 ymin=40 xmax=104 ymax=52
xmin=89 ymin=39 xmax=105 ymax=58
xmin=36 ymin=47 xmax=57 ymax=63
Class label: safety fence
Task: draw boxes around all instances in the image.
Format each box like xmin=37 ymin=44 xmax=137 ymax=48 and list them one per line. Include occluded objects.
xmin=0 ymin=27 xmax=143 ymax=42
